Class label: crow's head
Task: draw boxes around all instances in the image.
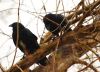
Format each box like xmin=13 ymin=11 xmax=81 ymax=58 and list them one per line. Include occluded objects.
xmin=43 ymin=13 xmax=64 ymax=26
xmin=9 ymin=22 xmax=24 ymax=29
xmin=43 ymin=13 xmax=55 ymax=23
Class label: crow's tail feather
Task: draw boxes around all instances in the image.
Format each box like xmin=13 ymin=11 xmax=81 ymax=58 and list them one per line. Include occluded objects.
xmin=37 ymin=57 xmax=49 ymax=66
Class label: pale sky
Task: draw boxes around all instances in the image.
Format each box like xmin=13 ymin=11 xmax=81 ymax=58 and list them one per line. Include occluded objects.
xmin=0 ymin=0 xmax=92 ymax=71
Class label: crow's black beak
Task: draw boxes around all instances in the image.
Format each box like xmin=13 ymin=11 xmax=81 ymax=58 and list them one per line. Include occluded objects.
xmin=9 ymin=24 xmax=13 ymax=27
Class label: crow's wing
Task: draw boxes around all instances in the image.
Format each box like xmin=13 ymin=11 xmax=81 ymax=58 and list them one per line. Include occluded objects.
xmin=25 ymin=28 xmax=37 ymax=41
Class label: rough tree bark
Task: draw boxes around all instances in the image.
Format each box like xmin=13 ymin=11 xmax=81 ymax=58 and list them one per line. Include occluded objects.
xmin=6 ymin=0 xmax=100 ymax=72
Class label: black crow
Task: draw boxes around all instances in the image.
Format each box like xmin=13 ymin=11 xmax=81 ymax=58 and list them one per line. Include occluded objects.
xmin=43 ymin=13 xmax=71 ymax=36
xmin=9 ymin=22 xmax=48 ymax=66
